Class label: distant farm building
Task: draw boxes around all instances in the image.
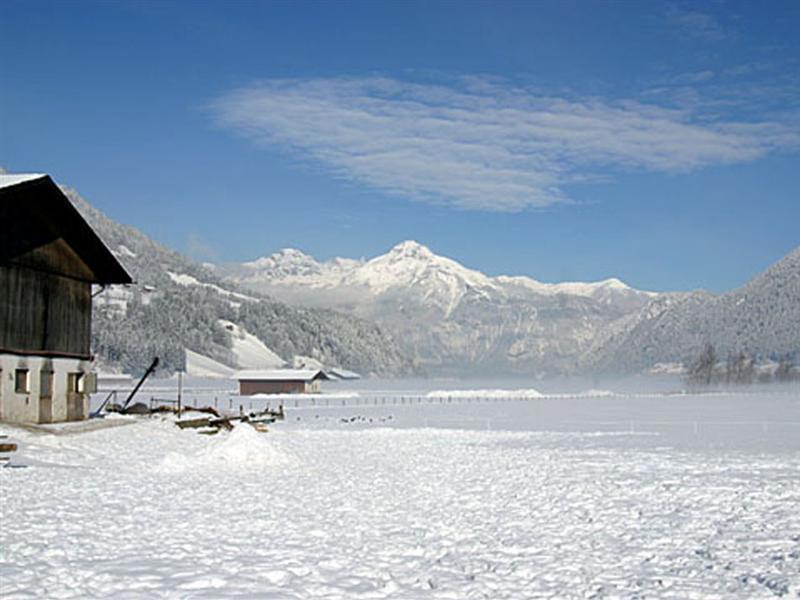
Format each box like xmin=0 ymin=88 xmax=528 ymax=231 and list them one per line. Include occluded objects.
xmin=0 ymin=174 xmax=132 ymax=423
xmin=326 ymin=367 xmax=361 ymax=381
xmin=234 ymin=369 xmax=331 ymax=395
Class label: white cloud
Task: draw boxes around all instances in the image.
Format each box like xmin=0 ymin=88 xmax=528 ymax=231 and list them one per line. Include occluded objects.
xmin=666 ymin=5 xmax=728 ymax=42
xmin=208 ymin=77 xmax=799 ymax=211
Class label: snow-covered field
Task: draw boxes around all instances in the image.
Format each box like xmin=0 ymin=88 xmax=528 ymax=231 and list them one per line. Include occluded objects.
xmin=2 ymin=385 xmax=799 ymax=598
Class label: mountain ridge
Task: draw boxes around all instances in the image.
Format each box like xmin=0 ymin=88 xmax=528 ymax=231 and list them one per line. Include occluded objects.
xmin=224 ymin=241 xmax=799 ymax=375
xmin=586 ymin=247 xmax=800 ymax=372
xmin=224 ymin=241 xmax=657 ymax=375
xmin=60 ymin=186 xmax=417 ymax=377
xmin=229 ymin=240 xmax=654 ymax=299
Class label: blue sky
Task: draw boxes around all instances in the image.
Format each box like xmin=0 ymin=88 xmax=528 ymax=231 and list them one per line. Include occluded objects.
xmin=1 ymin=0 xmax=798 ymax=292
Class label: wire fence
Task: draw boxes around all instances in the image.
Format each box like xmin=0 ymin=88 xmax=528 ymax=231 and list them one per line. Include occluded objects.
xmin=95 ymin=388 xmax=800 ymax=438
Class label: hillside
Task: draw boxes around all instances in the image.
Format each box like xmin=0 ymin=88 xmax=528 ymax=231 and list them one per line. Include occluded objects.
xmin=585 ymin=247 xmax=800 ymax=372
xmin=63 ymin=187 xmax=416 ymax=377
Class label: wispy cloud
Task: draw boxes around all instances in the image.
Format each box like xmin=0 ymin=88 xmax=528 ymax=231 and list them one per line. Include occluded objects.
xmin=208 ymin=77 xmax=799 ymax=211
xmin=186 ymin=232 xmax=218 ymax=262
xmin=666 ymin=5 xmax=729 ymax=42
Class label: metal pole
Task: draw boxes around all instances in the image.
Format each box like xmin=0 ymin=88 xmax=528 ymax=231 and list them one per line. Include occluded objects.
xmin=177 ymin=370 xmax=183 ymax=418
xmin=121 ymin=357 xmax=159 ymax=411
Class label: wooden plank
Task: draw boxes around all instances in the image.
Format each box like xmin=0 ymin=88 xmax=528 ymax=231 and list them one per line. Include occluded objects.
xmin=0 ymin=264 xmax=90 ymax=355
xmin=176 ymin=417 xmax=211 ymax=429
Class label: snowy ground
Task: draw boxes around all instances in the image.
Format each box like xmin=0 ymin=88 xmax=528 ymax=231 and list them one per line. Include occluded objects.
xmin=2 ymin=385 xmax=799 ymax=598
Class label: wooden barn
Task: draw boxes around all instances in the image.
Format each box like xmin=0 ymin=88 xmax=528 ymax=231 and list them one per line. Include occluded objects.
xmin=234 ymin=369 xmax=331 ymax=395
xmin=0 ymin=174 xmax=132 ymax=424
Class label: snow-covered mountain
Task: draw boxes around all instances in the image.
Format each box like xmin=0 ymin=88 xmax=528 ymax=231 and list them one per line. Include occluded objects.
xmin=225 ymin=241 xmax=656 ymax=375
xmin=241 ymin=248 xmax=363 ymax=284
xmin=230 ymin=241 xmax=652 ymax=305
xmin=60 ymin=187 xmax=416 ymax=377
xmin=585 ymin=246 xmax=800 ymax=373
xmin=62 ymin=176 xmax=799 ymax=377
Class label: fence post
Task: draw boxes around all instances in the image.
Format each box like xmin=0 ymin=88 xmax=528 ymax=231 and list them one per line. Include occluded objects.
xmin=177 ymin=371 xmax=182 ymax=419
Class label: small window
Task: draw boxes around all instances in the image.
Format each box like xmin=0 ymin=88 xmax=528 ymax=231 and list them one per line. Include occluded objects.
xmin=15 ymin=369 xmax=29 ymax=394
xmin=68 ymin=373 xmax=84 ymax=394
xmin=40 ymin=370 xmax=54 ymax=399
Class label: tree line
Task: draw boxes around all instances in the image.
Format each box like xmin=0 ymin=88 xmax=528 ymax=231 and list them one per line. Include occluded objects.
xmin=686 ymin=343 xmax=799 ymax=385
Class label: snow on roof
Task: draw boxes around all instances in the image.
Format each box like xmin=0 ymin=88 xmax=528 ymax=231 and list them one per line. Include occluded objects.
xmin=0 ymin=173 xmax=47 ymax=190
xmin=326 ymin=367 xmax=361 ymax=380
xmin=0 ymin=173 xmax=132 ymax=284
xmin=233 ymin=369 xmax=330 ymax=382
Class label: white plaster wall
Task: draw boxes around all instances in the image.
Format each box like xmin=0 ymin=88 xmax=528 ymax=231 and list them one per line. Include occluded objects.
xmin=0 ymin=354 xmax=93 ymax=424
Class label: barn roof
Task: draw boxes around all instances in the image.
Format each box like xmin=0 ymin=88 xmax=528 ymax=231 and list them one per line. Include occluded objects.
xmin=0 ymin=174 xmax=132 ymax=284
xmin=233 ymin=369 xmax=331 ymax=382
xmin=0 ymin=173 xmax=47 ymax=189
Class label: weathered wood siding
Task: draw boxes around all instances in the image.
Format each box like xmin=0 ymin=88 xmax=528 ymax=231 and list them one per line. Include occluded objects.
xmin=0 ymin=264 xmax=91 ymax=357
xmin=239 ymin=380 xmax=308 ymax=395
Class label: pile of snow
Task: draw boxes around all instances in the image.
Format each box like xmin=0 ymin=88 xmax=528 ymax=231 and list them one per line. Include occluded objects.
xmin=158 ymin=423 xmax=297 ymax=473
xmin=427 ymin=388 xmax=543 ymax=399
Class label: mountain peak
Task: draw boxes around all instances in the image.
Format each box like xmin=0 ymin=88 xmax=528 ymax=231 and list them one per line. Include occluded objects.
xmin=264 ymin=247 xmax=318 ymax=264
xmin=277 ymin=247 xmax=311 ymax=257
xmin=387 ymin=240 xmax=434 ymax=260
xmin=242 ymin=247 xmax=321 ymax=273
xmin=597 ymin=277 xmax=629 ymax=289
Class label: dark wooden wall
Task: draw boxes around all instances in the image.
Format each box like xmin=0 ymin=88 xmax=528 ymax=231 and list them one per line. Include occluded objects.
xmin=239 ymin=380 xmax=307 ymax=395
xmin=0 ymin=264 xmax=91 ymax=357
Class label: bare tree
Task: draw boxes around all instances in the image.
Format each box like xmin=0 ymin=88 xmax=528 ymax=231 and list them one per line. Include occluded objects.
xmin=775 ymin=356 xmax=798 ymax=383
xmin=733 ymin=351 xmax=755 ymax=385
xmin=688 ymin=343 xmax=717 ymax=385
